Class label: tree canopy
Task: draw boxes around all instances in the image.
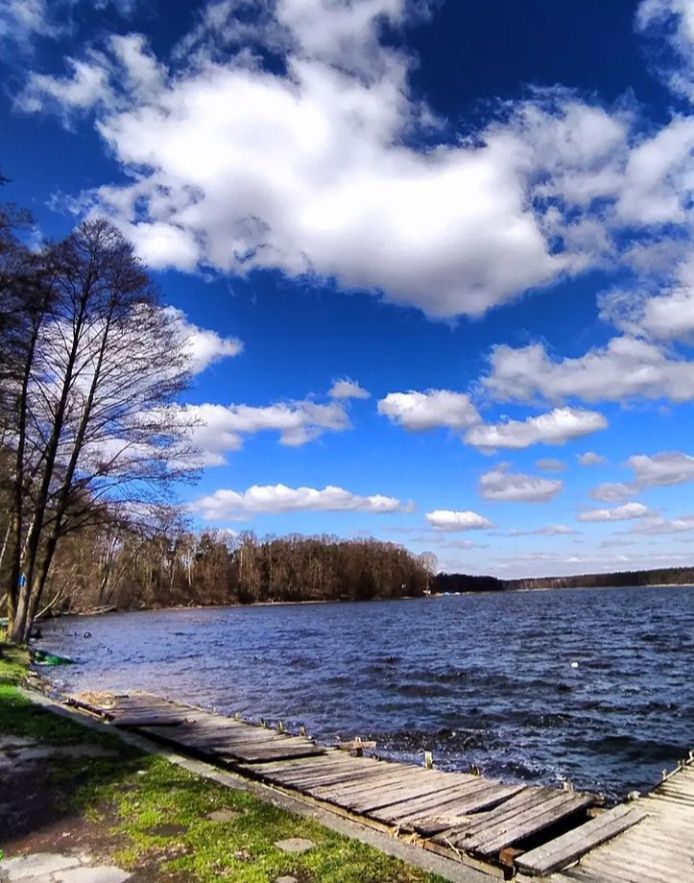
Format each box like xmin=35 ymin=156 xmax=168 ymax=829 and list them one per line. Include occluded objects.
xmin=1 ymin=216 xmax=197 ymax=642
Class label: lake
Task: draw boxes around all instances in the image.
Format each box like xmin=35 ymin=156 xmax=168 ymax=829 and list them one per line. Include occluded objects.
xmin=38 ymin=584 xmax=694 ymax=801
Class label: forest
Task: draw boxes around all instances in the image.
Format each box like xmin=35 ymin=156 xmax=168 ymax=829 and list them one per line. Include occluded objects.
xmin=4 ymin=518 xmax=434 ymax=616
xmin=501 ymin=567 xmax=694 ymax=591
xmin=431 ymin=567 xmax=694 ymax=594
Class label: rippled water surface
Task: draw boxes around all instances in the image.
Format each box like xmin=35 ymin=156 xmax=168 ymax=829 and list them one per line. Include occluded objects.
xmin=40 ymin=585 xmax=694 ymax=800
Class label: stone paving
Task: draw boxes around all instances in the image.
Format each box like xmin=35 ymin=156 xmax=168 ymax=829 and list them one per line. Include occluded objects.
xmin=273 ymin=837 xmax=314 ymax=854
xmin=0 ymin=852 xmax=130 ymax=883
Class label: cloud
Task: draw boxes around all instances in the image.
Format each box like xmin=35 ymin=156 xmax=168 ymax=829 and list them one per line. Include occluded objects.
xmin=590 ymin=482 xmax=635 ymax=503
xmin=193 ymin=482 xmax=412 ymax=520
xmin=15 ymin=1 xmax=686 ymax=322
xmin=484 ymin=337 xmax=694 ymax=403
xmin=536 ymin=458 xmax=566 ymax=472
xmin=629 ymin=513 xmax=694 ymax=534
xmin=599 ymin=252 xmax=694 ymax=342
xmin=15 ymin=0 xmax=694 ymax=334
xmin=464 ymin=407 xmax=607 ymax=451
xmin=184 ymin=398 xmax=351 ymax=465
xmin=508 ymin=524 xmax=576 ymax=536
xmin=0 ymin=0 xmax=62 ymax=48
xmin=577 ymin=502 xmax=651 ymax=522
xmin=578 ymin=451 xmax=606 ymax=466
xmin=628 ymin=451 xmax=694 ymax=487
xmin=587 ymin=452 xmax=694 ymax=502
xmin=168 ymin=308 xmax=243 ymax=374
xmin=17 ymin=54 xmax=113 ymax=115
xmin=328 ymin=378 xmax=370 ymax=400
xmin=637 ymin=0 xmax=694 ymax=101
xmin=479 ymin=465 xmax=563 ymax=502
xmin=378 ymin=389 xmax=480 ymax=431
xmin=425 ymin=510 xmax=493 ymax=531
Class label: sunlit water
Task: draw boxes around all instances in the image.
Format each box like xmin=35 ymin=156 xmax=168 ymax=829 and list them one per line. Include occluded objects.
xmin=38 ymin=585 xmax=694 ymax=801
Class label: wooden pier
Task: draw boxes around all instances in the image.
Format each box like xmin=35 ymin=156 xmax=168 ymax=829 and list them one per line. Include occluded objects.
xmin=66 ymin=690 xmax=692 ymax=881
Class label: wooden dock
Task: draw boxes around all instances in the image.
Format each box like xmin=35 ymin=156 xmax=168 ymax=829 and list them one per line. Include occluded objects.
xmin=516 ymin=755 xmax=694 ymax=882
xmin=66 ymin=690 xmax=692 ymax=881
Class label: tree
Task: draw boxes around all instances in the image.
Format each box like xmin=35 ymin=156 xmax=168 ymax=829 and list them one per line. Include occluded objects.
xmin=1 ymin=218 xmax=197 ymax=643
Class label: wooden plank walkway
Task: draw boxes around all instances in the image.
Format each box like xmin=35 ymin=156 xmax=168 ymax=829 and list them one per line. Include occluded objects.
xmin=67 ymin=690 xmax=603 ymax=877
xmin=515 ymin=755 xmax=694 ymax=882
xmin=66 ymin=691 xmax=694 ymax=880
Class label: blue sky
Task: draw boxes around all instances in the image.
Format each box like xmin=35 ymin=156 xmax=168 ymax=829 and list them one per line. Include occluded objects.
xmin=3 ymin=0 xmax=694 ymax=577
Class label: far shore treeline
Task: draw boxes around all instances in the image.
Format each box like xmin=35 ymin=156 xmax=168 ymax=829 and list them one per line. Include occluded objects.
xmin=19 ymin=525 xmax=435 ymax=614
xmin=435 ymin=568 xmax=694 ymax=594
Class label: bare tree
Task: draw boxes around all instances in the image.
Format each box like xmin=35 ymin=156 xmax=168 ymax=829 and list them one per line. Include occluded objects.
xmin=2 ymin=218 xmax=197 ymax=643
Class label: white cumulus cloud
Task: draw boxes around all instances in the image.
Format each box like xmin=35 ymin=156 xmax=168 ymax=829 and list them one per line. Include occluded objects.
xmin=328 ymin=378 xmax=370 ymax=399
xmin=637 ymin=0 xmax=694 ymax=101
xmin=508 ymin=524 xmax=576 ymax=536
xmin=168 ymin=308 xmax=243 ymax=374
xmin=464 ymin=407 xmax=607 ymax=451
xmin=630 ymin=513 xmax=694 ymax=534
xmin=184 ymin=398 xmax=350 ymax=465
xmin=479 ymin=465 xmax=563 ymax=502
xmin=578 ymin=451 xmax=607 ymax=466
xmin=578 ymin=502 xmax=651 ymax=522
xmin=628 ymin=451 xmax=694 ymax=487
xmin=425 ymin=510 xmax=493 ymax=531
xmin=14 ymin=0 xmax=694 ymax=356
xmin=194 ymin=482 xmax=412 ymax=520
xmin=590 ymin=482 xmax=635 ymax=503
xmin=484 ymin=336 xmax=694 ymax=403
xmin=378 ymin=389 xmax=480 ymax=431
xmin=535 ymin=458 xmax=567 ymax=472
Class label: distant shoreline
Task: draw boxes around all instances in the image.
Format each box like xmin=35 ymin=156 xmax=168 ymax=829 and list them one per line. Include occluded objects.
xmin=37 ymin=579 xmax=694 ymax=622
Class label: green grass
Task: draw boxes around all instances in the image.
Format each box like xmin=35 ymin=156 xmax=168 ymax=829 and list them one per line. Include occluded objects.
xmin=0 ymin=648 xmax=447 ymax=883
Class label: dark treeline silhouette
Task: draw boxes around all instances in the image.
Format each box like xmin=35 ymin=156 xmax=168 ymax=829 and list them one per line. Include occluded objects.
xmin=432 ymin=567 xmax=694 ymax=595
xmin=432 ymin=573 xmax=504 ymax=593
xmin=20 ymin=521 xmax=434 ymax=615
xmin=503 ymin=567 xmax=694 ymax=592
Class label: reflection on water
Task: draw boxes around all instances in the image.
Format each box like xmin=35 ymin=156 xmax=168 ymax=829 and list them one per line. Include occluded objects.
xmin=40 ymin=585 xmax=694 ymax=801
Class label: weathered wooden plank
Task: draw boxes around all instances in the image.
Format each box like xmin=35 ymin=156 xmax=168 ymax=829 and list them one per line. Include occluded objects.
xmin=394 ymin=782 xmax=521 ymax=830
xmin=275 ymin=759 xmax=371 ymax=780
xmin=311 ymin=767 xmax=438 ymax=800
xmin=333 ymin=776 xmax=457 ymax=812
xmin=413 ymin=784 xmax=530 ymax=835
xmin=372 ymin=778 xmax=496 ymax=823
xmin=595 ymin=843 xmax=693 ymax=879
xmin=515 ymin=804 xmax=646 ymax=876
xmin=239 ymin=751 xmax=356 ymax=775
xmin=448 ymin=787 xmax=552 ymax=843
xmin=469 ymin=792 xmax=595 ymax=857
xmin=343 ymin=774 xmax=473 ymax=813
xmin=223 ymin=743 xmax=326 ymax=763
xmin=260 ymin=760 xmax=384 ymax=788
xmin=416 ymin=783 xmax=527 ymax=827
xmin=143 ymin=723 xmax=282 ymax=746
xmin=582 ymin=850 xmax=677 ymax=883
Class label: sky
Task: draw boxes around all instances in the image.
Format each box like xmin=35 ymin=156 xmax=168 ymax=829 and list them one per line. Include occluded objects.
xmin=2 ymin=0 xmax=694 ymax=578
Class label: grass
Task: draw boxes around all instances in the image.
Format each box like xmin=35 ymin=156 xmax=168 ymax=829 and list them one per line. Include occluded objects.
xmin=0 ymin=646 xmax=447 ymax=883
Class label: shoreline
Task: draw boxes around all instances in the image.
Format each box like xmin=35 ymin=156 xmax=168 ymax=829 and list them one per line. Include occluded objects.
xmin=38 ymin=581 xmax=694 ymax=621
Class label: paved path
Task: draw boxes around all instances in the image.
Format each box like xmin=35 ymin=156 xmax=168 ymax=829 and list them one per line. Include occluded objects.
xmin=0 ymin=851 xmax=130 ymax=882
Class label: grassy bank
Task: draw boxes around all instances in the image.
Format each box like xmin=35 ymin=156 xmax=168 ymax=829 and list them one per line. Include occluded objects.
xmin=0 ymin=647 xmax=445 ymax=883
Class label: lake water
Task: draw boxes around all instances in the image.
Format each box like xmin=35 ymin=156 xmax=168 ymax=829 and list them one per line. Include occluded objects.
xmin=39 ymin=585 xmax=694 ymax=801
